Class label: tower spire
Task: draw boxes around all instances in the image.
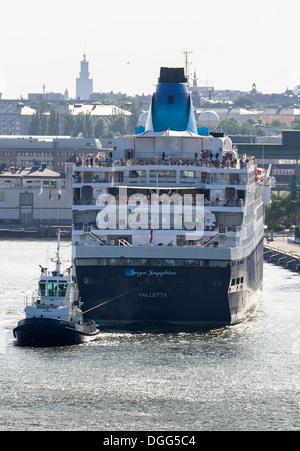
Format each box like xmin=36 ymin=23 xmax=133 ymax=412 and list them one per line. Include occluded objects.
xmin=76 ymin=52 xmax=93 ymax=100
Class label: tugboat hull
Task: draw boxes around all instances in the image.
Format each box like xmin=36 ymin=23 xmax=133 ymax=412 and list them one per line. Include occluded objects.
xmin=13 ymin=317 xmax=99 ymax=347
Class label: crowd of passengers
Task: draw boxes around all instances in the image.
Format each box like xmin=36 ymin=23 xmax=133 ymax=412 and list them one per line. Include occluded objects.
xmin=75 ymin=153 xmax=254 ymax=169
xmin=73 ymin=194 xmax=245 ymax=207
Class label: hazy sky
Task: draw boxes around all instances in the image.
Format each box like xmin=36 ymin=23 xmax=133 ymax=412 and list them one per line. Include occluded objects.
xmin=1 ymin=0 xmax=300 ymax=99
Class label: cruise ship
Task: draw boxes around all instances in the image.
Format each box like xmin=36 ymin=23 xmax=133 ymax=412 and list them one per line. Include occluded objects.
xmin=71 ymin=67 xmax=273 ymax=330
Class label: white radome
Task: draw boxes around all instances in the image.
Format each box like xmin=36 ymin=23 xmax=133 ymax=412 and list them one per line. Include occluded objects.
xmin=138 ymin=112 xmax=148 ymax=126
xmin=198 ymin=110 xmax=220 ymax=132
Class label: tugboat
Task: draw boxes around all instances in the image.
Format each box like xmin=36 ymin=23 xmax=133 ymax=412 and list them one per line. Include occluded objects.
xmin=13 ymin=231 xmax=99 ymax=346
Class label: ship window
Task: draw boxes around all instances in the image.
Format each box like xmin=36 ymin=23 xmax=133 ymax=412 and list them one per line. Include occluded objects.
xmin=167 ymin=95 xmax=174 ymax=104
xmin=237 ymin=278 xmax=240 ymax=284
xmin=181 ymin=171 xmax=196 ymax=178
xmin=58 ymin=282 xmax=68 ymax=297
xmin=39 ymin=282 xmax=46 ymax=296
xmin=47 ymin=281 xmax=57 ymax=297
xmin=185 ymin=259 xmax=200 ymax=266
xmin=231 ymin=279 xmax=236 ymax=286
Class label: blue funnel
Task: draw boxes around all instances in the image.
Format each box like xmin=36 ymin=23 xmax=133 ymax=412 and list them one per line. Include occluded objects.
xmin=151 ymin=68 xmax=198 ymax=134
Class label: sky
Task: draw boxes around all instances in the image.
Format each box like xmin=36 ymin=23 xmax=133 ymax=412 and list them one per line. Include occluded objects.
xmin=1 ymin=0 xmax=300 ymax=99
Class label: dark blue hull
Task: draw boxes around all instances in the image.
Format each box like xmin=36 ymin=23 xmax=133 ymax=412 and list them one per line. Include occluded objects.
xmin=75 ymin=240 xmax=264 ymax=331
xmin=13 ymin=317 xmax=99 ymax=347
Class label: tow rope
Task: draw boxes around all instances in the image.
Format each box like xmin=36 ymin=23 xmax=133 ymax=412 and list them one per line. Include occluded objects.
xmin=82 ymin=288 xmax=137 ymax=315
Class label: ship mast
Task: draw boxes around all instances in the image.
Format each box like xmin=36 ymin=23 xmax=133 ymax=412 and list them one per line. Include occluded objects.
xmin=55 ymin=230 xmax=61 ymax=274
xmin=182 ymin=50 xmax=192 ymax=85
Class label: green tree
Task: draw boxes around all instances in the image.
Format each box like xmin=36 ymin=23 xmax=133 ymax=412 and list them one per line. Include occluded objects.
xmin=28 ymin=113 xmax=41 ymax=135
xmin=219 ymin=118 xmax=241 ymax=135
xmin=292 ymin=118 xmax=300 ymax=130
xmin=245 ymin=117 xmax=257 ymax=126
xmin=266 ymin=193 xmax=300 ymax=228
xmin=128 ymin=103 xmax=140 ymax=134
xmin=64 ymin=112 xmax=75 ymax=135
xmin=110 ymin=115 xmax=129 ymax=136
xmin=48 ymin=106 xmax=61 ymax=135
xmin=234 ymin=96 xmax=256 ymax=108
xmin=94 ymin=117 xmax=108 ymax=138
xmin=85 ymin=113 xmax=94 ymax=138
xmin=73 ymin=113 xmax=86 ymax=137
xmin=40 ymin=114 xmax=49 ymax=135
xmin=256 ymin=127 xmax=267 ymax=136
xmin=271 ymin=119 xmax=287 ymax=126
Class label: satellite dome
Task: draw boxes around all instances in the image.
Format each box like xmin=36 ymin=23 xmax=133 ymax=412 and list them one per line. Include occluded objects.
xmin=198 ymin=110 xmax=220 ymax=132
xmin=138 ymin=112 xmax=148 ymax=126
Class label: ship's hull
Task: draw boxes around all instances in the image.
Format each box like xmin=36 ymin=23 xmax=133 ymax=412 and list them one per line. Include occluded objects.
xmin=75 ymin=239 xmax=264 ymax=331
xmin=13 ymin=317 xmax=99 ymax=347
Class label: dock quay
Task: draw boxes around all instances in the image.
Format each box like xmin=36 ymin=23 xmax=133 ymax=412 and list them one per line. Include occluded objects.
xmin=264 ymin=234 xmax=300 ymax=273
xmin=0 ymin=225 xmax=71 ymax=238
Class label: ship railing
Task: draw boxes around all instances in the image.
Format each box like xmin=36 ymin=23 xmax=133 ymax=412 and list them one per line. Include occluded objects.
xmin=206 ymin=199 xmax=245 ymax=208
xmin=149 ymin=176 xmax=177 ymax=183
xmin=74 ymin=239 xmax=239 ymax=249
xmin=201 ymin=233 xmax=219 ymax=247
xmin=72 ymin=177 xmax=248 ymax=188
xmin=75 ymin=223 xmax=242 ymax=237
xmin=74 ymin=156 xmax=255 ymax=170
xmin=24 ymin=290 xmax=39 ymax=308
xmin=73 ymin=197 xmax=246 ymax=208
xmin=118 ymin=238 xmax=132 ymax=247
xmin=202 ymin=178 xmax=247 ymax=186
xmin=219 ymin=225 xmax=242 ymax=234
xmin=89 ymin=231 xmax=107 ymax=246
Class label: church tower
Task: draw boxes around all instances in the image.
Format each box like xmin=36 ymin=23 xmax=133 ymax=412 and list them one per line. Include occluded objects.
xmin=76 ymin=53 xmax=93 ymax=100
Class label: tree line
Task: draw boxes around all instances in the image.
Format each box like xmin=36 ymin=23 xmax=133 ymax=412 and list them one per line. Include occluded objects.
xmin=266 ymin=193 xmax=300 ymax=230
xmin=28 ymin=102 xmax=140 ymax=138
xmin=218 ymin=117 xmax=267 ymax=136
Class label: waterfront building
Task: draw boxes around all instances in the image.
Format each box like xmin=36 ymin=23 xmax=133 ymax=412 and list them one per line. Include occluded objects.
xmin=68 ymin=103 xmax=131 ymax=120
xmin=195 ymin=107 xmax=261 ymax=124
xmin=259 ymin=108 xmax=300 ymax=125
xmin=0 ymin=135 xmax=103 ymax=172
xmin=28 ymin=92 xmax=66 ymax=102
xmin=231 ymin=130 xmax=300 ymax=190
xmin=0 ymin=163 xmax=73 ymax=226
xmin=0 ymin=103 xmax=36 ymax=135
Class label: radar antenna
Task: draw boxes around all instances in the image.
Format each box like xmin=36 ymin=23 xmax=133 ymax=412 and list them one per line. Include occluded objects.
xmin=182 ymin=50 xmax=193 ymax=85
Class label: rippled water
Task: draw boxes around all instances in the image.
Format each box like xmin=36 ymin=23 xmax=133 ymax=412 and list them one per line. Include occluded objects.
xmin=0 ymin=239 xmax=299 ymax=431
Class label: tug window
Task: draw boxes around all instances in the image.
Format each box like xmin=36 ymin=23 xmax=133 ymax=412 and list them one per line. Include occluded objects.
xmin=58 ymin=282 xmax=68 ymax=297
xmin=39 ymin=282 xmax=46 ymax=296
xmin=47 ymin=281 xmax=57 ymax=297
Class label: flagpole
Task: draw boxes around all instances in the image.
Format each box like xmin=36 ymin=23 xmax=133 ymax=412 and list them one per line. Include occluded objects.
xmin=40 ymin=189 xmax=43 ymax=224
xmin=38 ymin=185 xmax=43 ymax=225
xmin=48 ymin=189 xmax=51 ymax=226
xmin=57 ymin=189 xmax=61 ymax=225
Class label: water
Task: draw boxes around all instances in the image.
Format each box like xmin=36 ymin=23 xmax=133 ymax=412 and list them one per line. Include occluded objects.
xmin=0 ymin=239 xmax=299 ymax=431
